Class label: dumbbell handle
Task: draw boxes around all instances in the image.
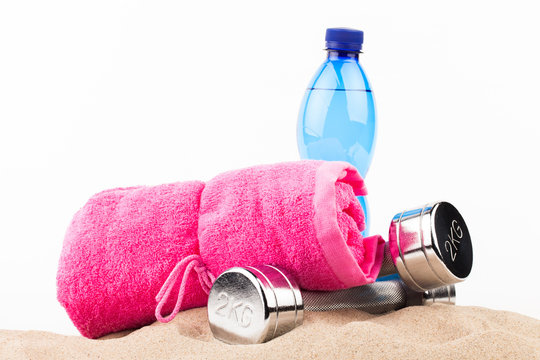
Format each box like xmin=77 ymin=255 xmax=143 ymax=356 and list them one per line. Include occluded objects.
xmin=302 ymin=278 xmax=455 ymax=314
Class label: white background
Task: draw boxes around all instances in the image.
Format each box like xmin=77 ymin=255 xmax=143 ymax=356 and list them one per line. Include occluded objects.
xmin=1 ymin=0 xmax=539 ymax=335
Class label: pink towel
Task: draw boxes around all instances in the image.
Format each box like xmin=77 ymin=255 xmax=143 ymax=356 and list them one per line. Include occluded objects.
xmin=57 ymin=160 xmax=385 ymax=338
xmin=199 ymin=161 xmax=384 ymax=290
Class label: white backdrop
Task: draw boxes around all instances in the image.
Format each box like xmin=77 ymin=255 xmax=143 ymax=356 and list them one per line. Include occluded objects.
xmin=1 ymin=0 xmax=539 ymax=335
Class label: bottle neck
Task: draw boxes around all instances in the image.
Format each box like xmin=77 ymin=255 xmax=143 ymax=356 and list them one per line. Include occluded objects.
xmin=326 ymin=49 xmax=360 ymax=61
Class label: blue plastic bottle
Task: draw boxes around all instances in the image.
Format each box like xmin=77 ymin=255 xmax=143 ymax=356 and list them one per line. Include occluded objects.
xmin=297 ymin=28 xmax=376 ymax=235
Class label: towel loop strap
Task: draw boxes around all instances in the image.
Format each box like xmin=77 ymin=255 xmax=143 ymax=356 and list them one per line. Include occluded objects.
xmin=155 ymin=254 xmax=215 ymax=323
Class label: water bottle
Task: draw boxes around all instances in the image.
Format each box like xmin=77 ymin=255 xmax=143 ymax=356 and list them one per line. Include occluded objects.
xmin=297 ymin=28 xmax=376 ymax=235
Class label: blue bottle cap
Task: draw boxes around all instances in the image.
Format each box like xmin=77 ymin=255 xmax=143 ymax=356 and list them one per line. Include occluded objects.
xmin=325 ymin=28 xmax=364 ymax=51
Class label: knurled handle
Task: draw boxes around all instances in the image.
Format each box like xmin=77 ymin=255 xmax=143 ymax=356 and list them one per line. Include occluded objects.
xmin=302 ymin=279 xmax=420 ymax=313
xmin=302 ymin=279 xmax=455 ymax=313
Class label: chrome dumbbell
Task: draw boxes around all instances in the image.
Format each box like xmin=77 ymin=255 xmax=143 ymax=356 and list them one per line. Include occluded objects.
xmin=207 ymin=265 xmax=455 ymax=344
xmin=207 ymin=201 xmax=472 ymax=344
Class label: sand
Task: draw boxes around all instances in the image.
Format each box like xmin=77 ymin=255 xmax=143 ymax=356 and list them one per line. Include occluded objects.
xmin=1 ymin=305 xmax=539 ymax=359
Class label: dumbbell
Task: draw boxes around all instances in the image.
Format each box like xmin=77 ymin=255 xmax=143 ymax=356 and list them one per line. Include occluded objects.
xmin=208 ymin=265 xmax=455 ymax=344
xmin=207 ymin=201 xmax=472 ymax=344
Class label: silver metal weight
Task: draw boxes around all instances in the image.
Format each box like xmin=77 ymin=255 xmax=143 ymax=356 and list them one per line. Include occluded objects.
xmin=207 ymin=265 xmax=455 ymax=344
xmin=381 ymin=201 xmax=473 ymax=292
xmin=207 ymin=265 xmax=303 ymax=345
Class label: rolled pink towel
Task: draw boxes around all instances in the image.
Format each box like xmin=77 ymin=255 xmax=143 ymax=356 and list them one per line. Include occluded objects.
xmin=57 ymin=160 xmax=385 ymax=338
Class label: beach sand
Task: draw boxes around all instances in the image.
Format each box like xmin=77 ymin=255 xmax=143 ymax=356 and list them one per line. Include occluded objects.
xmin=1 ymin=304 xmax=539 ymax=359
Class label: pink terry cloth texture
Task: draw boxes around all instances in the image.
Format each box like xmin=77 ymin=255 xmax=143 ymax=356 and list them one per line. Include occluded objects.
xmin=56 ymin=160 xmax=385 ymax=339
xmin=56 ymin=182 xmax=209 ymax=339
xmin=199 ymin=161 xmax=385 ymax=291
